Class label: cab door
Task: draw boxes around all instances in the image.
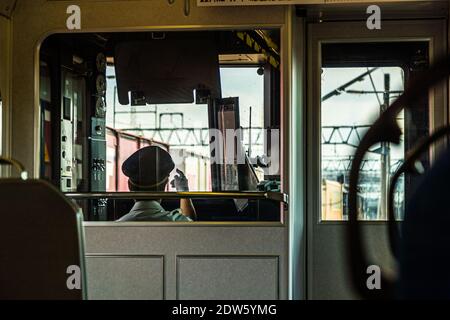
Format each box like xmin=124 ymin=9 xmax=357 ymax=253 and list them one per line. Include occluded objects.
xmin=307 ymin=20 xmax=447 ymax=299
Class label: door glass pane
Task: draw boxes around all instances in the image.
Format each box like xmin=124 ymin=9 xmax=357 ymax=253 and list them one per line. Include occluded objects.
xmin=321 ymin=66 xmax=405 ymax=221
xmin=320 ymin=41 xmax=431 ymax=222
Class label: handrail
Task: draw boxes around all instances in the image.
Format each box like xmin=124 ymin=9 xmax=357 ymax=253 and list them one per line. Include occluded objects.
xmin=0 ymin=156 xmax=28 ymax=180
xmin=65 ymin=191 xmax=289 ymax=204
xmin=387 ymin=125 xmax=450 ymax=260
xmin=347 ymin=55 xmax=450 ymax=299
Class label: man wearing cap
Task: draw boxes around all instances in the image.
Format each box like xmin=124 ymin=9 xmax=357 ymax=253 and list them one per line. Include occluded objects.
xmin=117 ymin=146 xmax=196 ymax=222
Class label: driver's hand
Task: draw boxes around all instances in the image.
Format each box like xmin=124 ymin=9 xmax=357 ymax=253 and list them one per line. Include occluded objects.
xmin=170 ymin=169 xmax=189 ymax=191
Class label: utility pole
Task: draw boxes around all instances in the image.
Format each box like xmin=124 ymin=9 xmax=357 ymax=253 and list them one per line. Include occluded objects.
xmin=379 ymin=74 xmax=391 ymax=220
xmin=113 ymin=86 xmax=117 ymax=128
xmin=248 ymin=106 xmax=252 ymax=158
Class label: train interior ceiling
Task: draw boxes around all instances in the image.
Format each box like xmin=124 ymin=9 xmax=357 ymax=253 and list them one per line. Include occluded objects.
xmin=39 ymin=29 xmax=282 ymax=222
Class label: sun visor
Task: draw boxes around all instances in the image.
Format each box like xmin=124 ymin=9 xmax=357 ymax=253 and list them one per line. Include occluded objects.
xmin=114 ymin=34 xmax=221 ymax=105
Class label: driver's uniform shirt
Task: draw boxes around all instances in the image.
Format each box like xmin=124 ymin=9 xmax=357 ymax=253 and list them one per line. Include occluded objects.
xmin=117 ymin=200 xmax=192 ymax=222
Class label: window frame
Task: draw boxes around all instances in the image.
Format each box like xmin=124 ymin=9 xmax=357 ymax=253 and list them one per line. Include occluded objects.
xmin=37 ymin=27 xmax=287 ymax=224
xmin=307 ymin=20 xmax=448 ymax=226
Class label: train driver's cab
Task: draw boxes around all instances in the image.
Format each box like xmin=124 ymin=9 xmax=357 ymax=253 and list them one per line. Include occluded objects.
xmin=39 ymin=29 xmax=285 ymax=222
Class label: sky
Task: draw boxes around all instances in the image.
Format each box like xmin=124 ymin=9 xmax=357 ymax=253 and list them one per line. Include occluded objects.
xmin=104 ymin=65 xmax=406 ymax=164
xmin=321 ymin=67 xmax=405 ymax=162
xmin=105 ymin=66 xmax=265 ymax=157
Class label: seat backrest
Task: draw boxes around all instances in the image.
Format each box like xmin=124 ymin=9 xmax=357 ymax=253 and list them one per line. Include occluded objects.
xmin=399 ymin=147 xmax=450 ymax=299
xmin=0 ymin=178 xmax=86 ymax=300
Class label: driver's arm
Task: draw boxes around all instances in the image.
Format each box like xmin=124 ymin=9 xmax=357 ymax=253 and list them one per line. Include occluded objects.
xmin=171 ymin=169 xmax=197 ymax=220
xmin=180 ymin=198 xmax=197 ymax=220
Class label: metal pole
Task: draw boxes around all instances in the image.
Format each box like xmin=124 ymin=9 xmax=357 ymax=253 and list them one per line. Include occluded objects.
xmin=322 ymin=68 xmax=379 ymax=102
xmin=154 ymin=105 xmax=158 ymax=129
xmin=64 ymin=191 xmax=289 ymax=203
xmin=248 ymin=106 xmax=252 ymax=157
xmin=113 ymin=86 xmax=117 ymax=128
xmin=379 ymin=74 xmax=391 ymax=220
